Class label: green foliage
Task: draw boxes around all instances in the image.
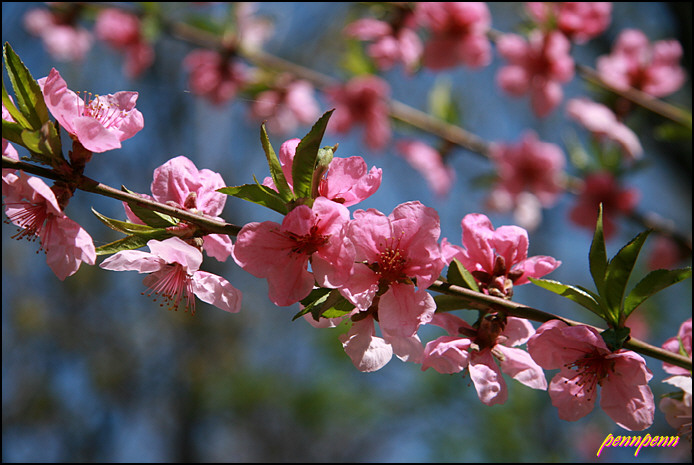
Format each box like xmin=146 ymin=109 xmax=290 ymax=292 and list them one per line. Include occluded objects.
xmin=92 ymin=208 xmax=173 ymax=254
xmin=446 ymin=258 xmax=479 ymax=292
xmin=293 ymin=287 xmax=355 ymax=322
xmin=291 ymin=109 xmax=334 ymax=200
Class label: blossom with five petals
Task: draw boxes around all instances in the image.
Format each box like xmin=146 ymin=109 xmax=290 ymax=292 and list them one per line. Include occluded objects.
xmin=3 ymin=173 xmax=96 ymax=280
xmin=100 ymin=237 xmax=241 ymax=314
xmin=94 ymin=8 xmax=154 ymax=79
xmin=443 ymin=213 xmax=561 ymax=298
xmin=39 ymin=68 xmax=144 ymax=153
xmin=527 ymin=320 xmax=655 ymax=431
xmin=232 ymin=197 xmax=354 ymax=306
xmin=124 ymin=155 xmax=234 ymax=262
xmin=525 ymin=2 xmax=612 ymax=44
xmin=421 ymin=313 xmax=547 ymax=405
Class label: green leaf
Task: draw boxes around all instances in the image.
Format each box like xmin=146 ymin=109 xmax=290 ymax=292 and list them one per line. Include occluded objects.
xmin=434 ymin=294 xmax=476 ymax=312
xmin=428 ymin=76 xmax=459 ymax=125
xmin=291 ymin=110 xmax=334 ymax=199
xmin=293 ymin=287 xmax=333 ymax=321
xmin=121 ymin=186 xmax=179 ymax=228
xmin=96 ymin=235 xmax=151 ymax=255
xmin=529 ymin=278 xmax=604 ymax=318
xmin=602 ymin=229 xmax=651 ymax=320
xmin=260 ymin=122 xmax=293 ymax=202
xmin=447 ymin=258 xmax=479 ymax=292
xmin=3 ymin=42 xmax=49 ymax=130
xmin=601 ymin=327 xmax=631 ymax=351
xmin=217 ymin=181 xmax=288 ymax=215
xmin=92 ymin=208 xmax=172 ymax=238
xmin=292 ymin=288 xmax=354 ymax=322
xmin=2 ymin=79 xmax=31 ymax=128
xmin=623 ymin=267 xmax=692 ymax=318
xmin=310 ymin=145 xmax=336 ymax=199
xmin=589 ymin=204 xmax=608 ymax=295
xmin=1 ymin=118 xmax=24 ymax=146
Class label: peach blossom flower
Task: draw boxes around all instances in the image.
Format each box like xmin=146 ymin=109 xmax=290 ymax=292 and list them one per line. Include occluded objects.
xmin=38 ymin=68 xmax=144 ymax=153
xmin=525 ymin=2 xmax=612 ymax=44
xmin=183 ymin=49 xmax=248 ymax=105
xmin=249 ymin=77 xmax=321 ymax=135
xmin=528 ymin=320 xmax=654 ymax=431
xmin=343 ymin=16 xmax=422 ymax=72
xmin=496 ymin=30 xmax=575 ymax=117
xmin=662 ymin=318 xmax=692 ymax=377
xmin=100 ymin=237 xmax=241 ymax=314
xmin=24 ymin=7 xmax=92 ymax=62
xmin=395 ymin=140 xmax=455 ymax=198
xmin=94 ymin=8 xmax=154 ymax=78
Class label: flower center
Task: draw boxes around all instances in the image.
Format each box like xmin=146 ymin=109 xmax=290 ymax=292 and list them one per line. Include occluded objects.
xmin=5 ymin=201 xmax=49 ymax=245
xmin=563 ymin=351 xmax=612 ymax=402
xmin=372 ymin=235 xmax=408 ymax=285
xmin=471 ymin=255 xmax=524 ymax=299
xmin=286 ymin=224 xmax=329 ymax=256
xmin=76 ymin=91 xmax=128 ymax=129
xmin=143 ymin=263 xmax=197 ymax=314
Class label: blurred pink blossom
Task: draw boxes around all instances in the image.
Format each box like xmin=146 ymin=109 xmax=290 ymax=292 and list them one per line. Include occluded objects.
xmin=525 ymin=2 xmax=612 ymax=44
xmin=250 ymin=77 xmax=321 ymax=135
xmin=647 ymin=235 xmax=685 ymax=271
xmin=597 ymin=28 xmax=687 ymax=97
xmin=662 ymin=318 xmax=692 ymax=377
xmin=183 ymin=49 xmax=248 ymax=105
xmin=415 ymin=2 xmax=492 ymax=70
xmin=100 ymin=237 xmax=241 ymax=314
xmin=422 ymin=313 xmax=547 ymax=405
xmin=566 ymin=98 xmax=643 ymax=160
xmin=443 ymin=213 xmax=561 ymax=298
xmin=568 ymin=171 xmax=639 ymax=239
xmin=3 ymin=173 xmax=96 ymax=280
xmin=325 ymin=75 xmax=391 ymax=151
xmin=487 ymin=131 xmax=566 ymax=229
xmin=659 ymin=375 xmax=692 ymax=442
xmin=95 ymin=8 xmax=154 ymax=79
xmin=38 ymin=68 xmax=144 ymax=153
xmin=496 ymin=30 xmax=575 ymax=117
xmin=528 ymin=320 xmax=655 ymax=431
xmin=343 ymin=16 xmax=422 ymax=72
xmin=24 ymin=7 xmax=92 ymax=62
xmin=395 ymin=140 xmax=455 ymax=198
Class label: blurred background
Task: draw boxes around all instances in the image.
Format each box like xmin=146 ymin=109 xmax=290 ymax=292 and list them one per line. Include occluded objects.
xmin=2 ymin=2 xmax=691 ymax=462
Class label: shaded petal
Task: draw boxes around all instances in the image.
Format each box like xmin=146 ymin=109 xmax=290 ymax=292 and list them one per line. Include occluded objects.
xmin=43 ymin=215 xmax=96 ymax=280
xmin=377 ymin=284 xmax=435 ymax=338
xmin=202 ymin=234 xmax=233 ymax=262
xmin=339 ymin=316 xmax=393 ymax=372
xmin=191 ymin=270 xmax=242 ymax=313
xmin=500 ymin=316 xmax=536 ymax=347
xmin=73 ymin=115 xmax=123 ymax=152
xmin=548 ymin=371 xmax=596 ymax=421
xmin=421 ymin=335 xmax=471 ymax=373
xmin=496 ymin=345 xmax=547 ymax=390
xmin=469 ymin=349 xmax=508 ymax=406
xmin=100 ymin=249 xmax=162 ymax=273
xmin=600 ymin=379 xmax=654 ymax=431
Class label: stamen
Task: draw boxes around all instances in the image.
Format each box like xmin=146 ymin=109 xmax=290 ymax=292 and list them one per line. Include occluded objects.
xmin=143 ymin=264 xmax=197 ymax=314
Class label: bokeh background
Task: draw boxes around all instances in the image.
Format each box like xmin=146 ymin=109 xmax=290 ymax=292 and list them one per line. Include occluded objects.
xmin=2 ymin=2 xmax=692 ymax=462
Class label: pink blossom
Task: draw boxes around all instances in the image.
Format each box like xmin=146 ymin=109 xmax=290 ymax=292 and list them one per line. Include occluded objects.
xmin=487 ymin=131 xmax=566 ymax=222
xmin=597 ymin=29 xmax=687 ymax=97
xmin=395 ymin=140 xmax=455 ymax=198
xmin=249 ymin=77 xmax=321 ymax=135
xmin=232 ymin=197 xmax=354 ymax=306
xmin=183 ymin=49 xmax=248 ymax=105
xmin=3 ymin=173 xmax=95 ymax=280
xmin=336 ymin=202 xmax=444 ymax=364
xmin=2 ymin=101 xmax=20 ymax=186
xmin=99 ymin=237 xmax=241 ymax=314
xmin=661 ymin=318 xmax=692 ymax=377
xmin=525 ymin=2 xmax=612 ymax=44
xmin=125 ymin=156 xmax=233 ymax=262
xmin=421 ymin=313 xmax=547 ymax=405
xmin=325 ymin=75 xmax=391 ymax=152
xmin=24 ymin=7 xmax=92 ymax=62
xmin=343 ymin=16 xmax=422 ymax=72
xmin=415 ymin=2 xmax=492 ymax=70
xmin=527 ymin=320 xmax=655 ymax=431
xmin=444 ymin=213 xmax=561 ymax=298
xmin=262 ymin=138 xmax=382 ymax=207
xmin=659 ymin=375 xmax=692 ymax=442
xmin=38 ymin=68 xmax=144 ymax=153
xmin=568 ymin=171 xmax=639 ymax=239
xmin=647 ymin=236 xmax=685 ymax=271
xmin=566 ymin=98 xmax=643 ymax=160
xmin=496 ymin=30 xmax=575 ymax=117
xmin=94 ymin=8 xmax=154 ymax=79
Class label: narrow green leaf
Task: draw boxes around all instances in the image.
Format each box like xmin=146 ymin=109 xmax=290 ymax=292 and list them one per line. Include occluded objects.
xmin=96 ymin=235 xmax=151 ymax=255
xmin=623 ymin=267 xmax=692 ymax=318
xmin=603 ymin=229 xmax=651 ymax=317
xmin=434 ymin=294 xmax=475 ymax=312
xmin=121 ymin=186 xmax=179 ymax=228
xmin=2 ymin=118 xmax=24 ymax=146
xmin=293 ymin=287 xmax=333 ymax=321
xmin=260 ymin=122 xmax=293 ymax=202
xmin=447 ymin=258 xmax=479 ymax=292
xmin=291 ymin=110 xmax=334 ymax=199
xmin=92 ymin=207 xmax=171 ymax=237
xmin=3 ymin=42 xmax=49 ymax=129
xmin=589 ymin=203 xmax=608 ymax=295
xmin=310 ymin=144 xmax=336 ymax=199
xmin=217 ymin=182 xmax=288 ymax=215
xmin=529 ymin=277 xmax=604 ymax=318
xmin=2 ymin=79 xmax=31 ymax=128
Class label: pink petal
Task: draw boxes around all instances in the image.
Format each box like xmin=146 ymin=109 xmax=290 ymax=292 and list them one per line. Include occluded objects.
xmin=339 ymin=316 xmax=393 ymax=372
xmin=377 ymin=284 xmax=435 ymax=338
xmin=500 ymin=316 xmax=536 ymax=346
xmin=43 ymin=215 xmax=96 ymax=280
xmin=99 ymin=249 xmax=163 ymax=273
xmin=39 ymin=68 xmax=80 ymax=135
xmin=548 ymin=371 xmax=597 ymax=421
xmin=421 ymin=335 xmax=471 ymax=373
xmin=469 ymin=349 xmax=508 ymax=406
xmin=147 ymin=237 xmax=203 ymax=272
xmin=202 ymin=234 xmax=234 ymax=262
xmin=513 ymin=255 xmax=562 ymax=285
xmin=73 ymin=115 xmax=123 ymax=152
xmin=495 ymin=344 xmax=547 ymax=390
xmin=600 ymin=378 xmax=654 ymax=431
xmin=191 ymin=270 xmax=242 ymax=313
